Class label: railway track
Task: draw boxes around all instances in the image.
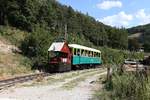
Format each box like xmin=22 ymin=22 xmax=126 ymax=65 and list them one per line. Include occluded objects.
xmin=0 ymin=67 xmax=103 ymax=90
xmin=0 ymin=73 xmax=51 ymax=90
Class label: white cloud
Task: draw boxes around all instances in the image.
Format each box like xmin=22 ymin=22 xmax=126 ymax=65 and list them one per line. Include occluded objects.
xmin=99 ymin=11 xmax=133 ymax=27
xmin=135 ymin=9 xmax=150 ymax=25
xmin=96 ymin=1 xmax=122 ymax=10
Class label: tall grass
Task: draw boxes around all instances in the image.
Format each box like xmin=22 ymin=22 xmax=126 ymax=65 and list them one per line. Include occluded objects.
xmin=94 ymin=69 xmax=150 ymax=100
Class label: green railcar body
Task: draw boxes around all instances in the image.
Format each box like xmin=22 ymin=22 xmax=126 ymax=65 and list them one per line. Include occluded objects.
xmin=72 ymin=55 xmax=102 ymax=65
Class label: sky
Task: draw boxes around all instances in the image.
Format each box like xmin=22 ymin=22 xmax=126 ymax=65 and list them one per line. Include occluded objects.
xmin=58 ymin=0 xmax=150 ymax=28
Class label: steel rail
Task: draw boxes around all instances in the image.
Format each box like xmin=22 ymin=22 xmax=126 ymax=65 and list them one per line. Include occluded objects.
xmin=0 ymin=73 xmax=51 ymax=90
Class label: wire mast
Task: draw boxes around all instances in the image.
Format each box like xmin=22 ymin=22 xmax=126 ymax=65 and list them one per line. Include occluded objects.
xmin=65 ymin=24 xmax=68 ymax=41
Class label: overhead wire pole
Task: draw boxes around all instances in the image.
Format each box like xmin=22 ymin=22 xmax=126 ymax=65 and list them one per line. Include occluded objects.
xmin=65 ymin=24 xmax=68 ymax=41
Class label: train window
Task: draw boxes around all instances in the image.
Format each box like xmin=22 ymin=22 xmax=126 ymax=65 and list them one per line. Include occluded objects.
xmin=59 ymin=52 xmax=68 ymax=58
xmin=81 ymin=50 xmax=84 ymax=56
xmin=77 ymin=49 xmax=80 ymax=56
xmin=94 ymin=52 xmax=96 ymax=57
xmin=84 ymin=50 xmax=86 ymax=56
xmin=96 ymin=53 xmax=98 ymax=57
xmin=88 ymin=51 xmax=91 ymax=57
xmin=87 ymin=51 xmax=89 ymax=56
xmin=74 ymin=48 xmax=76 ymax=55
xmin=98 ymin=53 xmax=100 ymax=57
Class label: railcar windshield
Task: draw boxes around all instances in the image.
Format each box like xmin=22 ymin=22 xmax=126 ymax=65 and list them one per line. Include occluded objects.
xmin=49 ymin=51 xmax=68 ymax=58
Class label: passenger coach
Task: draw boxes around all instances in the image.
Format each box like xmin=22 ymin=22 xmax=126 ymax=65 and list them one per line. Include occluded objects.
xmin=69 ymin=44 xmax=102 ymax=69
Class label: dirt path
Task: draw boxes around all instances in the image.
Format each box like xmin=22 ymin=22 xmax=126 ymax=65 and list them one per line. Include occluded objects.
xmin=0 ymin=68 xmax=106 ymax=100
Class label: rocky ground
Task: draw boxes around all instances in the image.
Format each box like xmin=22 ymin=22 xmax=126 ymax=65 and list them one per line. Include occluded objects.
xmin=0 ymin=68 xmax=106 ymax=100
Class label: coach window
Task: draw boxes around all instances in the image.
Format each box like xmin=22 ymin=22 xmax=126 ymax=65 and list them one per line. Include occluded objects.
xmin=81 ymin=50 xmax=84 ymax=56
xmin=93 ymin=52 xmax=95 ymax=57
xmin=88 ymin=51 xmax=91 ymax=57
xmin=96 ymin=53 xmax=98 ymax=57
xmin=77 ymin=49 xmax=80 ymax=56
xmin=95 ymin=52 xmax=97 ymax=57
xmin=87 ymin=51 xmax=89 ymax=56
xmin=74 ymin=48 xmax=76 ymax=55
xmin=85 ymin=50 xmax=87 ymax=56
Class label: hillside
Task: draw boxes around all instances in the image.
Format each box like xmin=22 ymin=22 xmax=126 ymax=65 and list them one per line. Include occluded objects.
xmin=0 ymin=0 xmax=130 ymax=68
xmin=0 ymin=0 xmax=128 ymax=48
xmin=0 ymin=33 xmax=32 ymax=79
xmin=128 ymin=24 xmax=150 ymax=52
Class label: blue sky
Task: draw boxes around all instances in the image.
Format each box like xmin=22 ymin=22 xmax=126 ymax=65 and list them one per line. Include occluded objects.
xmin=58 ymin=0 xmax=150 ymax=28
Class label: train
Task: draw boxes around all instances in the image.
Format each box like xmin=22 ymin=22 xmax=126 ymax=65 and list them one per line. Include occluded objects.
xmin=48 ymin=40 xmax=102 ymax=72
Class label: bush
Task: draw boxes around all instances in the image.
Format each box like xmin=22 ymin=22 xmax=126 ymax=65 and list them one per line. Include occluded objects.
xmin=99 ymin=47 xmax=144 ymax=65
xmin=95 ymin=72 xmax=150 ymax=100
xmin=20 ymin=26 xmax=55 ymax=68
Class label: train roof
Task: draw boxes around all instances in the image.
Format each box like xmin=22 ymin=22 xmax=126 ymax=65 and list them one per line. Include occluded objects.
xmin=68 ymin=44 xmax=101 ymax=53
xmin=48 ymin=42 xmax=65 ymax=51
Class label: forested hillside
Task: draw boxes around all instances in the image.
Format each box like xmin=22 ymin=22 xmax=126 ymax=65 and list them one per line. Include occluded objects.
xmin=0 ymin=0 xmax=129 ymax=66
xmin=128 ymin=24 xmax=150 ymax=52
xmin=0 ymin=0 xmax=128 ymax=48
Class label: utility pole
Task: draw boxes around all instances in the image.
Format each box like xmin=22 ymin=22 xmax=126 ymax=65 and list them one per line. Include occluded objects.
xmin=65 ymin=24 xmax=67 ymax=41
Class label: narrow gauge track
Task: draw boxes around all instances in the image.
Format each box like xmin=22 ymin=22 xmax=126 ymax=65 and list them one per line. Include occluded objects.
xmin=0 ymin=73 xmax=51 ymax=90
xmin=0 ymin=67 xmax=102 ymax=90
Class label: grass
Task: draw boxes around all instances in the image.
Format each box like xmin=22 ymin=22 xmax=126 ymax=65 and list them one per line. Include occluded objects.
xmin=0 ymin=52 xmax=32 ymax=79
xmin=62 ymin=69 xmax=106 ymax=90
xmin=21 ymin=68 xmax=105 ymax=87
xmin=93 ymin=69 xmax=150 ymax=100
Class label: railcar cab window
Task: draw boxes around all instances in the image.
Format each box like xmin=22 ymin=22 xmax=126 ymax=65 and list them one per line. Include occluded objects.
xmin=49 ymin=51 xmax=59 ymax=58
xmin=49 ymin=51 xmax=68 ymax=58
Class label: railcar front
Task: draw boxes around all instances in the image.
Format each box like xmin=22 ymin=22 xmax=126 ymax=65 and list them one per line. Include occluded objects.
xmin=48 ymin=42 xmax=72 ymax=72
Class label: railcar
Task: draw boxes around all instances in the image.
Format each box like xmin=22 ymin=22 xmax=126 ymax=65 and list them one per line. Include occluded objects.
xmin=48 ymin=41 xmax=102 ymax=72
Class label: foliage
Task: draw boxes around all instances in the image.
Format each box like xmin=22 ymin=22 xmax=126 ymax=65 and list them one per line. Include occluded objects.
xmin=99 ymin=47 xmax=144 ymax=65
xmin=20 ymin=25 xmax=56 ymax=67
xmin=0 ymin=0 xmax=128 ymax=50
xmin=95 ymin=72 xmax=150 ymax=100
xmin=0 ymin=25 xmax=27 ymax=46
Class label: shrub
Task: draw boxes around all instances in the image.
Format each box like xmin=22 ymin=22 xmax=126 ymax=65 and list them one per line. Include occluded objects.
xmin=95 ymin=72 xmax=150 ymax=100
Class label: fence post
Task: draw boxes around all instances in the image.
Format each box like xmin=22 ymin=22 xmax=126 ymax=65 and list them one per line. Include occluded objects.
xmin=107 ymin=66 xmax=112 ymax=81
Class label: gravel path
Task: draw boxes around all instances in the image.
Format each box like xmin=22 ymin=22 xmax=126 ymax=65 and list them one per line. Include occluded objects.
xmin=0 ymin=69 xmax=106 ymax=100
